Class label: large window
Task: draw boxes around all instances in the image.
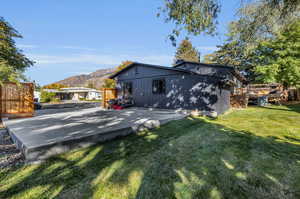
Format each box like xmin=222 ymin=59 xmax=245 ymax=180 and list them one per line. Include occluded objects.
xmin=152 ymin=79 xmax=166 ymax=94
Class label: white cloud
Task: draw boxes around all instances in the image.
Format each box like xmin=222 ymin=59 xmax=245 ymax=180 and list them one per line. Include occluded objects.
xmin=60 ymin=46 xmax=96 ymax=51
xmin=130 ymin=55 xmax=172 ymax=66
xmin=28 ymin=54 xmax=118 ymax=65
xmin=28 ymin=53 xmax=172 ymax=66
xmin=17 ymin=44 xmax=38 ymax=49
xmin=17 ymin=44 xmax=97 ymax=51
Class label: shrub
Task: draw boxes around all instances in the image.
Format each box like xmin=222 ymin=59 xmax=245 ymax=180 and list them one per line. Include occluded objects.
xmin=40 ymin=90 xmax=57 ymax=103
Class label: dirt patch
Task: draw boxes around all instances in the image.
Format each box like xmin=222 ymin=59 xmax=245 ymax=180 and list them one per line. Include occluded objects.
xmin=0 ymin=127 xmax=25 ymax=168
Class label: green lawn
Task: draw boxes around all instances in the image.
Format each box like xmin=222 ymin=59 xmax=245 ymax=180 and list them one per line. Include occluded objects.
xmin=1 ymin=104 xmax=300 ymax=199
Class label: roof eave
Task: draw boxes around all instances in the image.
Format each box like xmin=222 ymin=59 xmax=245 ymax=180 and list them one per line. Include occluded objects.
xmin=230 ymin=70 xmax=248 ymax=84
xmin=109 ymin=62 xmax=195 ymax=79
xmin=109 ymin=62 xmax=136 ymax=79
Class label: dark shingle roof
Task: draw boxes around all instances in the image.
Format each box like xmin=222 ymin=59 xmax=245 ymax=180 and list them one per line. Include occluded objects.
xmin=173 ymin=61 xmax=247 ymax=83
xmin=109 ymin=61 xmax=247 ymax=83
xmin=109 ymin=62 xmax=197 ymax=79
xmin=173 ymin=60 xmax=234 ymax=69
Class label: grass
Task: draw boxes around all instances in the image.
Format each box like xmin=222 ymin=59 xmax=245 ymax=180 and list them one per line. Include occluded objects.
xmin=0 ymin=104 xmax=300 ymax=199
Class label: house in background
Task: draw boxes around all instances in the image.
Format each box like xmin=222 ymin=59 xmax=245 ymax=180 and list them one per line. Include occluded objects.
xmin=44 ymin=87 xmax=101 ymax=101
xmin=109 ymin=61 xmax=247 ymax=115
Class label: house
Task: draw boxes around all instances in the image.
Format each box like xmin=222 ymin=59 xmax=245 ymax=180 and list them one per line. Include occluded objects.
xmin=44 ymin=87 xmax=101 ymax=101
xmin=109 ymin=61 xmax=247 ymax=115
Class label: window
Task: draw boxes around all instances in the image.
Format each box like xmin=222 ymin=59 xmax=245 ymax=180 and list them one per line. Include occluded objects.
xmin=135 ymin=66 xmax=139 ymax=74
xmin=152 ymin=79 xmax=166 ymax=94
xmin=122 ymin=82 xmax=132 ymax=95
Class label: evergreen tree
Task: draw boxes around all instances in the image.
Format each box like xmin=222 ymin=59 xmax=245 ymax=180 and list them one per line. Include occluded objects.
xmin=174 ymin=39 xmax=200 ymax=64
xmin=0 ymin=17 xmax=33 ymax=84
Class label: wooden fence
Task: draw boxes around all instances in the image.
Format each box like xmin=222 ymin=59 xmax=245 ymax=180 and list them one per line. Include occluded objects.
xmin=0 ymin=82 xmax=34 ymax=118
xmin=101 ymin=88 xmax=117 ymax=108
xmin=230 ymin=88 xmax=249 ymax=108
xmin=288 ymin=88 xmax=300 ymax=101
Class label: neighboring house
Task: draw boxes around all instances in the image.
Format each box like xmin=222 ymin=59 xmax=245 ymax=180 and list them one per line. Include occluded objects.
xmin=109 ymin=61 xmax=247 ymax=115
xmin=44 ymin=87 xmax=101 ymax=101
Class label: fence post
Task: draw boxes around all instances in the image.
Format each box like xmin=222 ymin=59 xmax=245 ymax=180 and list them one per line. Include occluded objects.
xmin=102 ymin=88 xmax=106 ymax=108
xmin=0 ymin=85 xmax=2 ymax=117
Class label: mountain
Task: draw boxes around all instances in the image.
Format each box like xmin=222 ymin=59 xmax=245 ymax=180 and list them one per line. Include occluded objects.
xmin=53 ymin=68 xmax=115 ymax=89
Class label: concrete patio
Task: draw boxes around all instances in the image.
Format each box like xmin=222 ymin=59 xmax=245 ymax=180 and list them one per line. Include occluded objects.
xmin=3 ymin=107 xmax=187 ymax=162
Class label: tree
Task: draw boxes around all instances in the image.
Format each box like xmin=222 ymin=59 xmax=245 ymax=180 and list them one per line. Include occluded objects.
xmin=228 ymin=2 xmax=299 ymax=48
xmin=201 ymin=2 xmax=296 ymax=80
xmin=102 ymin=79 xmax=116 ymax=89
xmin=102 ymin=61 xmax=133 ymax=88
xmin=87 ymin=82 xmax=96 ymax=89
xmin=203 ymin=53 xmax=215 ymax=64
xmin=205 ymin=41 xmax=252 ymax=68
xmin=205 ymin=42 xmax=244 ymax=66
xmin=0 ymin=17 xmax=34 ymax=84
xmin=115 ymin=61 xmax=133 ymax=72
xmin=159 ymin=0 xmax=300 ymax=45
xmin=43 ymin=83 xmax=67 ymax=89
xmin=202 ymin=40 xmax=256 ymax=81
xmin=40 ymin=90 xmax=57 ymax=103
xmin=174 ymin=39 xmax=200 ymax=64
xmin=159 ymin=0 xmax=220 ymax=45
xmin=253 ymin=20 xmax=300 ymax=88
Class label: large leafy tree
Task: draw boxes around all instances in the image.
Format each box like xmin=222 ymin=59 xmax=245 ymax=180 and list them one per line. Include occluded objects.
xmin=0 ymin=17 xmax=33 ymax=84
xmin=202 ymin=22 xmax=254 ymax=78
xmin=203 ymin=40 xmax=255 ymax=81
xmin=204 ymin=41 xmax=250 ymax=67
xmin=159 ymin=0 xmax=300 ymax=45
xmin=228 ymin=2 xmax=299 ymax=49
xmin=174 ymin=39 xmax=200 ymax=64
xmin=203 ymin=1 xmax=299 ymax=81
xmin=253 ymin=20 xmax=300 ymax=88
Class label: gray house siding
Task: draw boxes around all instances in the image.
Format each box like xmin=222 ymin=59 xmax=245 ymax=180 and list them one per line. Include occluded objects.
xmin=115 ymin=64 xmax=231 ymax=114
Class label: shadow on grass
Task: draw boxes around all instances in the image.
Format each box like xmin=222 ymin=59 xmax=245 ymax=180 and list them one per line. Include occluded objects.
xmin=1 ymin=117 xmax=300 ymax=199
xmin=284 ymin=136 xmax=300 ymax=143
xmin=257 ymin=103 xmax=300 ymax=113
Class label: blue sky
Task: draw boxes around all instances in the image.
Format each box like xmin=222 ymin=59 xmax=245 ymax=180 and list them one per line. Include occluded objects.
xmin=1 ymin=0 xmax=240 ymax=85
